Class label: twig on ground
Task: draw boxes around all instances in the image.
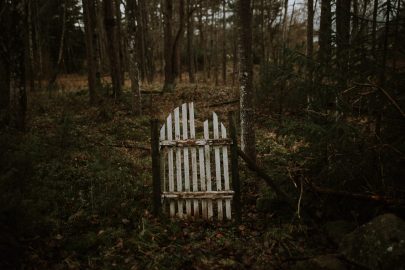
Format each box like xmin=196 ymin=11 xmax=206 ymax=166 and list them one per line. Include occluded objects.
xmin=208 ymin=99 xmax=240 ymax=108
xmin=308 ymin=183 xmax=405 ymax=206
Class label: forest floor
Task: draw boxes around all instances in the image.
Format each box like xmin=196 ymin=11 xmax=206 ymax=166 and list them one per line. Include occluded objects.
xmin=2 ymin=79 xmax=346 ymax=269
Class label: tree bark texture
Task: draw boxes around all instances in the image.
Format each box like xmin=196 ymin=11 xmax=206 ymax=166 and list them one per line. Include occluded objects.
xmin=306 ymin=0 xmax=314 ymax=80
xmin=186 ymin=0 xmax=195 ymax=83
xmin=27 ymin=0 xmax=35 ymax=92
xmin=135 ymin=0 xmax=146 ymax=82
xmin=163 ymin=0 xmax=174 ymax=91
xmin=6 ymin=1 xmax=27 ymax=130
xmin=83 ymin=0 xmax=98 ymax=104
xmin=222 ymin=0 xmax=227 ymax=85
xmin=126 ymin=0 xmax=142 ymax=115
xmin=103 ymin=0 xmax=122 ymax=97
xmin=318 ymin=0 xmax=332 ymax=71
xmin=306 ymin=0 xmax=314 ymax=111
xmin=47 ymin=0 xmax=66 ymax=91
xmin=172 ymin=0 xmax=185 ymax=81
xmin=336 ymin=0 xmax=351 ymax=88
xmin=238 ymin=0 xmax=256 ymax=162
xmin=114 ymin=0 xmax=125 ymax=86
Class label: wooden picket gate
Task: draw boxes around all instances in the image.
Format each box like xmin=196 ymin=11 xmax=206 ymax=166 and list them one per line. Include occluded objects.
xmin=151 ymin=102 xmax=241 ymax=221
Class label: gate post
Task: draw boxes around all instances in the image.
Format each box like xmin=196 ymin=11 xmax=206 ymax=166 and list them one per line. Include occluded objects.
xmin=151 ymin=119 xmax=161 ymax=216
xmin=228 ymin=111 xmax=241 ymax=223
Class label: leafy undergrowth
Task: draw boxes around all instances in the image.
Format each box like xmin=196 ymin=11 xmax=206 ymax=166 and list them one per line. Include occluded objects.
xmin=1 ymin=85 xmax=339 ymax=269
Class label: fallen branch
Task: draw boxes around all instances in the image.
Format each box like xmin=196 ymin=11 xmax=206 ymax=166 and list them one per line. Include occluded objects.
xmin=281 ymin=253 xmax=340 ymax=263
xmin=209 ymin=99 xmax=239 ymax=108
xmin=140 ymin=90 xmax=163 ymax=95
xmin=309 ymin=183 xmax=405 ymax=206
xmin=95 ymin=141 xmax=150 ymax=151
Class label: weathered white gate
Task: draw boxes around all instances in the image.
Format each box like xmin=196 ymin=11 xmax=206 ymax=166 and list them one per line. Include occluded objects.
xmin=158 ymin=102 xmax=234 ymax=220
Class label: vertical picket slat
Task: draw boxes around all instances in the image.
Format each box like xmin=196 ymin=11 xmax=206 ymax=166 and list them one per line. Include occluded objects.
xmin=182 ymin=104 xmax=191 ymax=217
xmin=160 ymin=125 xmax=166 ymax=212
xmin=198 ymin=145 xmax=206 ymax=218
xmin=213 ymin=113 xmax=223 ymax=220
xmin=174 ymin=107 xmax=183 ymax=218
xmin=166 ymin=114 xmax=175 ymax=217
xmin=204 ymin=120 xmax=213 ymax=219
xmin=221 ymin=123 xmax=231 ymax=220
xmin=189 ymin=103 xmax=199 ymax=217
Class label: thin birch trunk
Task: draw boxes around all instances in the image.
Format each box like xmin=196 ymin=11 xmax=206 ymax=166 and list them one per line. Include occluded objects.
xmin=238 ymin=0 xmax=256 ymax=162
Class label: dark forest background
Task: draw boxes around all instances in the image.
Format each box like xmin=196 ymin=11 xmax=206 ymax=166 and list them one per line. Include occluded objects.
xmin=1 ymin=0 xmax=404 ymax=269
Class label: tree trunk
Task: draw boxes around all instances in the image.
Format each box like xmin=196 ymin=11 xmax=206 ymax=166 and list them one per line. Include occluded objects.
xmin=371 ymin=0 xmax=378 ymax=61
xmin=260 ymin=0 xmax=266 ymax=62
xmin=114 ymin=0 xmax=125 ymax=86
xmin=306 ymin=0 xmax=314 ymax=77
xmin=83 ymin=0 xmax=98 ymax=104
xmin=11 ymin=0 xmax=27 ymax=130
xmin=318 ymin=0 xmax=332 ymax=72
xmin=392 ymin=0 xmax=401 ymax=72
xmin=375 ymin=0 xmax=391 ymax=138
xmin=172 ymin=0 xmax=185 ymax=81
xmin=136 ymin=0 xmax=146 ymax=82
xmin=139 ymin=0 xmax=154 ymax=83
xmin=163 ymin=0 xmax=186 ymax=90
xmin=351 ymin=0 xmax=359 ymax=41
xmin=198 ymin=6 xmax=207 ymax=82
xmin=232 ymin=31 xmax=238 ymax=86
xmin=238 ymin=0 xmax=256 ymax=162
xmin=208 ymin=7 xmax=214 ymax=80
xmin=126 ymin=0 xmax=142 ymax=115
xmin=0 ymin=56 xmax=10 ymax=125
xmin=103 ymin=0 xmax=122 ymax=98
xmin=33 ymin=0 xmax=43 ymax=90
xmin=336 ymin=0 xmax=351 ymax=88
xmin=163 ymin=0 xmax=175 ymax=91
xmin=186 ymin=0 xmax=195 ymax=83
xmin=47 ymin=0 xmax=66 ymax=92
xmin=306 ymin=0 xmax=314 ymax=111
xmin=96 ymin=0 xmax=108 ymax=73
xmin=279 ymin=0 xmax=289 ymax=118
xmin=214 ymin=6 xmax=219 ymax=86
xmin=27 ymin=0 xmax=35 ymax=92
xmin=222 ymin=0 xmax=226 ymax=85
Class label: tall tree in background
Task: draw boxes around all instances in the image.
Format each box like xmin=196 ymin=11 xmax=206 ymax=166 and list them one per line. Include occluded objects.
xmin=103 ymin=0 xmax=122 ymax=97
xmin=137 ymin=0 xmax=154 ymax=83
xmin=163 ymin=0 xmax=187 ymax=90
xmin=135 ymin=0 xmax=145 ymax=82
xmin=114 ymin=0 xmax=124 ymax=85
xmin=186 ymin=0 xmax=195 ymax=83
xmin=2 ymin=0 xmax=27 ymax=130
xmin=83 ymin=0 xmax=98 ymax=104
xmin=238 ymin=0 xmax=256 ymax=162
xmin=306 ymin=0 xmax=314 ymax=82
xmin=173 ymin=0 xmax=185 ymax=82
xmin=163 ymin=0 xmax=174 ymax=91
xmin=27 ymin=0 xmax=35 ymax=92
xmin=222 ymin=0 xmax=227 ymax=85
xmin=336 ymin=0 xmax=351 ymax=89
xmin=47 ymin=0 xmax=67 ymax=91
xmin=127 ymin=0 xmax=141 ymax=115
xmin=317 ymin=0 xmax=332 ymax=83
xmin=306 ymin=0 xmax=314 ymax=110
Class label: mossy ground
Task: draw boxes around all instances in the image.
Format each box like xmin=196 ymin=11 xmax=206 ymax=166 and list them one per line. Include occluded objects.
xmin=1 ymin=82 xmax=360 ymax=269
